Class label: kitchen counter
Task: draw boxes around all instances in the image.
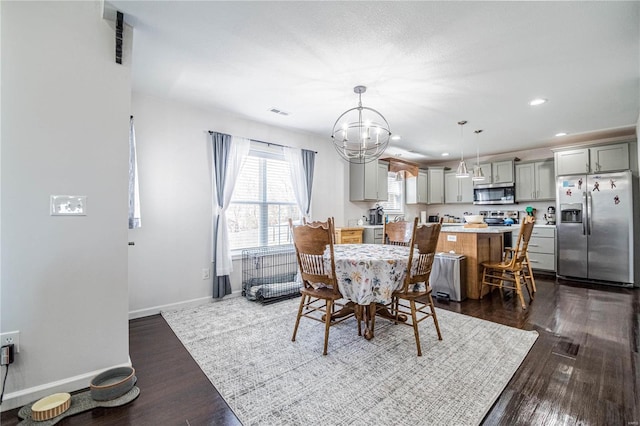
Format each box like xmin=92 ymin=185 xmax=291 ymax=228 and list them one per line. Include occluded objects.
xmin=437 ymin=226 xmax=512 ymax=234
xmin=437 ymin=227 xmax=506 ymax=299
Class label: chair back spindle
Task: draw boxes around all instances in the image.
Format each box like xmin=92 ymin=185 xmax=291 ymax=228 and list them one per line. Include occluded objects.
xmin=383 ymin=219 xmax=415 ymax=246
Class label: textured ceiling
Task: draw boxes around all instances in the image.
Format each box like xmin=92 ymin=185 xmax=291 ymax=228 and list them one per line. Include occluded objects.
xmin=108 ymin=1 xmax=639 ymax=163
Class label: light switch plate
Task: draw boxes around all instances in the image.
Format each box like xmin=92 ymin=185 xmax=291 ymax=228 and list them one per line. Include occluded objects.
xmin=50 ymin=195 xmax=87 ymax=216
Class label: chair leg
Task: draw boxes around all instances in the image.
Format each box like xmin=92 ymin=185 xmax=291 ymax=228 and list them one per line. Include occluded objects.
xmin=291 ymin=294 xmax=306 ymax=342
xmin=323 ymin=299 xmax=333 ymax=355
xmin=427 ymin=293 xmax=442 ymax=341
xmin=526 ymin=255 xmax=537 ymax=293
xmin=522 ymin=271 xmax=533 ymax=300
xmin=369 ymin=302 xmax=376 ymax=335
xmin=514 ymin=274 xmax=526 ymax=310
xmin=410 ymin=299 xmax=422 ymax=357
xmin=480 ymin=267 xmax=487 ymax=299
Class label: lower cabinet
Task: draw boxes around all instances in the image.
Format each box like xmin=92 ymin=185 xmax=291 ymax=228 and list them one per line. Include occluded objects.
xmin=334 ymin=227 xmax=364 ymax=244
xmin=363 ymin=227 xmax=384 ymax=244
xmin=528 ymin=227 xmax=556 ymax=272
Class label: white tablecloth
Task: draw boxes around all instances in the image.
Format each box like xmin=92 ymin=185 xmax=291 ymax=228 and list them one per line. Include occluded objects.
xmin=326 ymin=244 xmax=415 ymax=305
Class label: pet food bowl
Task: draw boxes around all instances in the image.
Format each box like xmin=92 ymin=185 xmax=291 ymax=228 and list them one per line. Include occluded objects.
xmin=31 ymin=392 xmax=71 ymax=421
xmin=464 ymin=215 xmax=485 ymax=224
xmin=90 ymin=366 xmax=136 ymax=401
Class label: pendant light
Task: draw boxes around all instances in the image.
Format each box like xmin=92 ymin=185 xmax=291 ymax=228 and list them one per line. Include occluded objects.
xmin=331 ymin=85 xmax=391 ymax=164
xmin=472 ymin=129 xmax=486 ymax=182
xmin=455 ymin=120 xmax=470 ymax=178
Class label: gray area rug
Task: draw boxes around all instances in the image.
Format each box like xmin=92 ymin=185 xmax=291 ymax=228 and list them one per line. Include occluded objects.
xmin=162 ymin=297 xmax=538 ymax=425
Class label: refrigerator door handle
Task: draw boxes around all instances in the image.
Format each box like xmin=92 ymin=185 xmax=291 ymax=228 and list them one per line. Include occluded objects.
xmin=582 ymin=192 xmax=587 ymax=235
xmin=586 ymin=192 xmax=592 ymax=235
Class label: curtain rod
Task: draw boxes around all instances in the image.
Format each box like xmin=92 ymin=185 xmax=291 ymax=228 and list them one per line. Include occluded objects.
xmin=208 ymin=131 xmax=317 ymax=154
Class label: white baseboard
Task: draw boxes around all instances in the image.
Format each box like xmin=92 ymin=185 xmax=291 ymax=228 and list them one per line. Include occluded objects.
xmin=0 ymin=360 xmax=132 ymax=412
xmin=128 ymin=291 xmax=242 ymax=320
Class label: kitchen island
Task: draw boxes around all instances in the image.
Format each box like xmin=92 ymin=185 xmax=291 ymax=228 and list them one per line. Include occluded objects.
xmin=436 ymin=226 xmax=513 ymax=299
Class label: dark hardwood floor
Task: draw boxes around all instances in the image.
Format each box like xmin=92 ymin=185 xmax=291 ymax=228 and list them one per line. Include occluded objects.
xmin=2 ymin=276 xmax=638 ymax=425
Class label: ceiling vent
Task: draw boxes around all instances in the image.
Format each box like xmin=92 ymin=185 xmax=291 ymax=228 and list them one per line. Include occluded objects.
xmin=269 ymin=108 xmax=290 ymax=116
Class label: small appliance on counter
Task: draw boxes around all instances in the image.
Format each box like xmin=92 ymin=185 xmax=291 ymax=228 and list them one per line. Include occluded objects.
xmin=428 ymin=214 xmax=440 ymax=223
xmin=544 ymin=206 xmax=556 ymax=225
xmin=368 ymin=205 xmax=384 ymax=225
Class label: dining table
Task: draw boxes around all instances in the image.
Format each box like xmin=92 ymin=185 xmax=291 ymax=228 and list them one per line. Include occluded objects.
xmin=324 ymin=243 xmax=419 ymax=340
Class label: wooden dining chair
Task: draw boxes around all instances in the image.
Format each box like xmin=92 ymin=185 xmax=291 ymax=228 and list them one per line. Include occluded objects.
xmin=388 ymin=218 xmax=443 ymax=356
xmin=383 ymin=219 xmax=414 ymax=246
xmin=503 ymin=246 xmax=537 ymax=294
xmin=289 ymin=217 xmax=351 ymax=355
xmin=480 ymin=216 xmax=535 ymax=309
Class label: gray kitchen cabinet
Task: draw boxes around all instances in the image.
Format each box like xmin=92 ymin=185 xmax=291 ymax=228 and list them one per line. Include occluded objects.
xmin=528 ymin=226 xmax=556 ymax=272
xmin=349 ymin=160 xmax=389 ymax=201
xmin=555 ymin=148 xmax=589 ymax=175
xmin=492 ymin=160 xmax=514 ymax=184
xmin=555 ymin=143 xmax=629 ymax=175
xmin=363 ymin=226 xmax=384 ymax=244
xmin=405 ymin=169 xmax=428 ymax=204
xmin=473 ymin=160 xmax=513 ymax=185
xmin=515 ymin=159 xmax=554 ymax=201
xmin=427 ymin=167 xmax=445 ymax=204
xmin=444 ymin=172 xmax=474 ymax=203
xmin=590 ymin=143 xmax=629 ymax=173
xmin=377 ymin=161 xmax=389 ymax=201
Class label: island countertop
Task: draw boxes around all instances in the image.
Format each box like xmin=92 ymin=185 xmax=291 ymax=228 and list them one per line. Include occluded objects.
xmin=439 ymin=226 xmax=512 ymax=234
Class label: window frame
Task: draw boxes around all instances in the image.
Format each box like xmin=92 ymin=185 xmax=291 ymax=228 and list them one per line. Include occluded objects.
xmin=228 ymin=144 xmax=301 ymax=253
xmin=379 ymin=171 xmax=404 ymax=215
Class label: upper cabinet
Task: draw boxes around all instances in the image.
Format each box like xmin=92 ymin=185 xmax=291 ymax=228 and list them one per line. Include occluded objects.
xmin=515 ymin=159 xmax=555 ymax=201
xmin=590 ymin=143 xmax=629 ymax=173
xmin=555 ymin=143 xmax=630 ymax=175
xmin=349 ymin=160 xmax=389 ymax=201
xmin=492 ymin=160 xmax=514 ymax=183
xmin=427 ymin=167 xmax=445 ymax=204
xmin=444 ymin=172 xmax=474 ymax=204
xmin=406 ymin=169 xmax=428 ymax=204
xmin=473 ymin=160 xmax=513 ymax=185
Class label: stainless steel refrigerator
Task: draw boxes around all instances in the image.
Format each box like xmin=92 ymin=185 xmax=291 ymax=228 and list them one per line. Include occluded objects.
xmin=556 ymin=170 xmax=633 ymax=285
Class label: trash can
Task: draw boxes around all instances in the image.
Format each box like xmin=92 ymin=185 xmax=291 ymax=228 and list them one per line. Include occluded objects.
xmin=430 ymin=253 xmax=467 ymax=302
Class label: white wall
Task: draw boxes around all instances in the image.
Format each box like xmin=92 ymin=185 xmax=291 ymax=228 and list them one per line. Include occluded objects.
xmin=128 ymin=93 xmax=349 ymax=317
xmin=1 ymin=1 xmax=131 ymax=410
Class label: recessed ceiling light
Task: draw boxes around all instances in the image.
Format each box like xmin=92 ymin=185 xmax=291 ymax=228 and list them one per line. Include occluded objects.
xmin=391 ymin=135 xmax=401 ymax=141
xmin=555 ymin=132 xmax=567 ymax=137
xmin=441 ymin=152 xmax=450 ymax=157
xmin=529 ymin=98 xmax=547 ymax=106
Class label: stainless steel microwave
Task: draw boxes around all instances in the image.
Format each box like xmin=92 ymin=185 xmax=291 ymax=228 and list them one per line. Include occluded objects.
xmin=473 ymin=183 xmax=516 ymax=205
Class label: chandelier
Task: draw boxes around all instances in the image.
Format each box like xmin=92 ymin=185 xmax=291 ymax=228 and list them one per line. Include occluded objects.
xmin=331 ymin=85 xmax=391 ymax=164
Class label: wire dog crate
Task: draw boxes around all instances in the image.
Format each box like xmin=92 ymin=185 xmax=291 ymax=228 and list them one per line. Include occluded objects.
xmin=242 ymin=245 xmax=300 ymax=303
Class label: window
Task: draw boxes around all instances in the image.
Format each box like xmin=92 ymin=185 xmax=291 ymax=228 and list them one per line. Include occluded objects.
xmin=379 ymin=172 xmax=404 ymax=214
xmin=227 ymin=146 xmax=301 ymax=251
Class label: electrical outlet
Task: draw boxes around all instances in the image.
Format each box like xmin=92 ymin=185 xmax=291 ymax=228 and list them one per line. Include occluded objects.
xmin=1 ymin=331 xmax=20 ymax=353
xmin=202 ymin=268 xmax=210 ymax=280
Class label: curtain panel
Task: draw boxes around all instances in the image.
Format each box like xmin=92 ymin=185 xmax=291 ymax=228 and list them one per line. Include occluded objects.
xmin=284 ymin=147 xmax=315 ymax=219
xmin=128 ymin=116 xmax=142 ymax=229
xmin=210 ymin=132 xmax=250 ymax=298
